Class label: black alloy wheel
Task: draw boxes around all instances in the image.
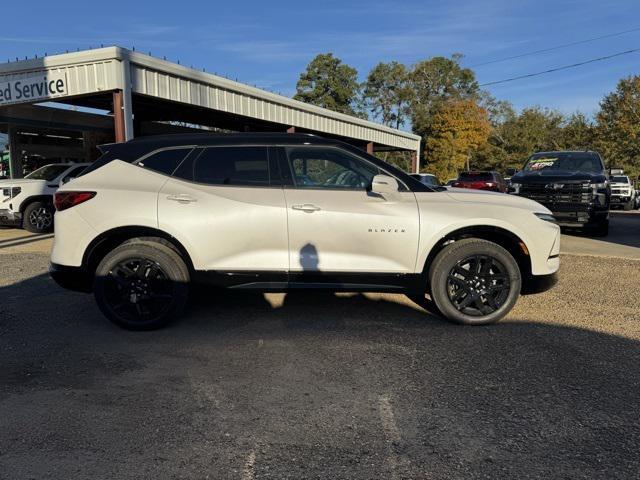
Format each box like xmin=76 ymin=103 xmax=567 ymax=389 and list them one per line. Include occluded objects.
xmin=103 ymin=257 xmax=174 ymax=324
xmin=446 ymin=255 xmax=510 ymax=316
xmin=94 ymin=239 xmax=190 ymax=330
xmin=428 ymin=238 xmax=521 ymax=325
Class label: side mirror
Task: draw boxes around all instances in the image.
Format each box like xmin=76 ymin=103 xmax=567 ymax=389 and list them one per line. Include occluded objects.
xmin=506 ymin=168 xmax=517 ymax=177
xmin=371 ymin=174 xmax=399 ymax=194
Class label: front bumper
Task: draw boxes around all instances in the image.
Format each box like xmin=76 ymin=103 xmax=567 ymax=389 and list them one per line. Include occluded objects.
xmin=49 ymin=263 xmax=93 ymax=293
xmin=0 ymin=208 xmax=21 ymax=227
xmin=611 ymin=196 xmax=632 ymax=204
xmin=545 ymin=205 xmax=608 ymax=228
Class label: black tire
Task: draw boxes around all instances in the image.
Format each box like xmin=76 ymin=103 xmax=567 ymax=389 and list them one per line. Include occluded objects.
xmin=22 ymin=201 xmax=54 ymax=233
xmin=592 ymin=219 xmax=609 ymax=237
xmin=94 ymin=240 xmax=190 ymax=330
xmin=428 ymin=238 xmax=521 ymax=325
xmin=623 ymin=202 xmax=633 ymax=211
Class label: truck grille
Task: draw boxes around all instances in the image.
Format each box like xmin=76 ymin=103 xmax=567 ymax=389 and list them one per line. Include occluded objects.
xmin=519 ymin=183 xmax=593 ymax=205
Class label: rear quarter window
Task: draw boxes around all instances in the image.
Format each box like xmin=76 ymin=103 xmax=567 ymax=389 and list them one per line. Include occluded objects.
xmin=138 ymin=148 xmax=193 ymax=176
xmin=174 ymin=146 xmax=271 ymax=186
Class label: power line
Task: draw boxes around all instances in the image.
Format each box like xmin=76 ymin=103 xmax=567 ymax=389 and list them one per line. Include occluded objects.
xmin=471 ymin=26 xmax=640 ymax=67
xmin=479 ymin=47 xmax=640 ymax=87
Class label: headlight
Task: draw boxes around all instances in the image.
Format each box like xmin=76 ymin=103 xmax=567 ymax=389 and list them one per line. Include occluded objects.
xmin=509 ymin=182 xmax=521 ymax=194
xmin=592 ymin=181 xmax=608 ymax=196
xmin=534 ymin=212 xmax=557 ymax=223
xmin=2 ymin=187 xmax=21 ymax=198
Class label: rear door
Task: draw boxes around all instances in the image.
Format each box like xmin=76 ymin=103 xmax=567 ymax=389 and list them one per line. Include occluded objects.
xmin=280 ymin=146 xmax=420 ymax=275
xmin=157 ymin=145 xmax=289 ymax=272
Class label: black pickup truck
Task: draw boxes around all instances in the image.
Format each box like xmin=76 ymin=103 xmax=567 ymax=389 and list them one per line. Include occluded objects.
xmin=509 ymin=151 xmax=610 ymax=236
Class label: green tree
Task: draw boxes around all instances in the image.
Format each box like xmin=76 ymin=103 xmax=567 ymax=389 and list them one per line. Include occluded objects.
xmin=492 ymin=107 xmax=565 ymax=169
xmin=559 ymin=113 xmax=596 ymax=151
xmin=424 ymin=99 xmax=491 ymax=180
xmin=596 ymin=75 xmax=640 ymax=178
xmin=410 ymin=54 xmax=480 ymax=139
xmin=362 ymin=61 xmax=412 ymax=128
xmin=294 ymin=53 xmax=361 ymax=115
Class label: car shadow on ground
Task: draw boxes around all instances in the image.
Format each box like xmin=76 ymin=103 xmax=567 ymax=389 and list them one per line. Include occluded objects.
xmin=1 ymin=273 xmax=639 ymax=479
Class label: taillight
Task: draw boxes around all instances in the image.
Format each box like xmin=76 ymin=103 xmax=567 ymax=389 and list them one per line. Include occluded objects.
xmin=54 ymin=191 xmax=96 ymax=211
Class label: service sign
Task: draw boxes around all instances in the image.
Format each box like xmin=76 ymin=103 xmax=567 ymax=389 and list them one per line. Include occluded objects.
xmin=0 ymin=72 xmax=67 ymax=106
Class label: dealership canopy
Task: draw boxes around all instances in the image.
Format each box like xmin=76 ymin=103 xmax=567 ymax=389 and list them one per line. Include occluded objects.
xmin=0 ymin=46 xmax=421 ymax=178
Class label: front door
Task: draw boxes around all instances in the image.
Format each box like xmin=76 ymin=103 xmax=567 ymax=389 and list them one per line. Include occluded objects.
xmin=280 ymin=146 xmax=420 ymax=276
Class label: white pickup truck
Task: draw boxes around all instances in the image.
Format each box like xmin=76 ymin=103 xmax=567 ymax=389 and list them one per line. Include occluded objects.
xmin=0 ymin=163 xmax=89 ymax=233
xmin=610 ymin=174 xmax=636 ymax=211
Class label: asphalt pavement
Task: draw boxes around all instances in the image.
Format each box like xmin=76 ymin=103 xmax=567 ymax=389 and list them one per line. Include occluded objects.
xmin=0 ymin=215 xmax=639 ymax=479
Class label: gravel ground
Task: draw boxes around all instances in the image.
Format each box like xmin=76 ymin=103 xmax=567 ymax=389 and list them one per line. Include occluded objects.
xmin=1 ymin=250 xmax=639 ymax=480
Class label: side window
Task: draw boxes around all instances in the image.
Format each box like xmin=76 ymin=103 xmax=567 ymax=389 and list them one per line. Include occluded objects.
xmin=138 ymin=148 xmax=192 ymax=176
xmin=66 ymin=166 xmax=88 ymax=178
xmin=286 ymin=147 xmax=379 ymax=190
xmin=188 ymin=147 xmax=270 ymax=186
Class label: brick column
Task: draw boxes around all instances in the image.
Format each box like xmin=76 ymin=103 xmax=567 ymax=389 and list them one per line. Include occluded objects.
xmin=113 ymin=90 xmax=126 ymax=143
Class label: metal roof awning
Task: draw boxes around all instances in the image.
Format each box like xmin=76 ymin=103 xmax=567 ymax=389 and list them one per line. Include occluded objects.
xmin=0 ymin=46 xmax=421 ymax=170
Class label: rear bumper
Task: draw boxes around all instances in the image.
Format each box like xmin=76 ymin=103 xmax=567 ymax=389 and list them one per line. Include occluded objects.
xmin=0 ymin=209 xmax=21 ymax=227
xmin=49 ymin=263 xmax=93 ymax=293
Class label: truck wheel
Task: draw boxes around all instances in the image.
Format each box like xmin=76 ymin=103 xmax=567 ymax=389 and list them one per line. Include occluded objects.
xmin=624 ymin=202 xmax=632 ymax=211
xmin=593 ymin=219 xmax=609 ymax=237
xmin=94 ymin=240 xmax=190 ymax=330
xmin=429 ymin=239 xmax=521 ymax=325
xmin=23 ymin=201 xmax=54 ymax=233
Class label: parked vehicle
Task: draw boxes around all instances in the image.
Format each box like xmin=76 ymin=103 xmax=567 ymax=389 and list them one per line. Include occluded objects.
xmin=50 ymin=133 xmax=560 ymax=330
xmin=445 ymin=179 xmax=457 ymax=187
xmin=0 ymin=163 xmax=89 ymax=233
xmin=609 ymin=174 xmax=635 ymax=211
xmin=510 ymin=151 xmax=610 ymax=236
xmin=410 ymin=173 xmax=441 ymax=187
xmin=451 ymin=171 xmax=508 ymax=193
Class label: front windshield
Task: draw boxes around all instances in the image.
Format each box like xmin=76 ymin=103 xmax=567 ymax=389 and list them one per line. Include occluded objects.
xmin=612 ymin=176 xmax=629 ymax=183
xmin=25 ymin=164 xmax=69 ymax=181
xmin=523 ymin=153 xmax=603 ymax=173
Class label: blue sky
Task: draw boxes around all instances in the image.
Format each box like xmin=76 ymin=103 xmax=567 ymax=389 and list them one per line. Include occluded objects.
xmin=1 ymin=0 xmax=639 ymax=124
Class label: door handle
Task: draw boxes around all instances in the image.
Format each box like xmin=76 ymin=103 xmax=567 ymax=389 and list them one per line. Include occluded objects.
xmin=291 ymin=203 xmax=321 ymax=213
xmin=166 ymin=194 xmax=198 ymax=204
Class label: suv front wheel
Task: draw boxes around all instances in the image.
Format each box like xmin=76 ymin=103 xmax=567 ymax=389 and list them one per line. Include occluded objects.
xmin=23 ymin=201 xmax=54 ymax=233
xmin=429 ymin=239 xmax=521 ymax=325
xmin=94 ymin=240 xmax=190 ymax=330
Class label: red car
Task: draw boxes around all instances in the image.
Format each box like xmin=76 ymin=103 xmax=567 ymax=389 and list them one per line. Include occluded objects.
xmin=451 ymin=171 xmax=507 ymax=193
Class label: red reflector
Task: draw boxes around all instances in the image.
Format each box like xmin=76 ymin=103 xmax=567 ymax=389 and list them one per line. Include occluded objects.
xmin=54 ymin=191 xmax=96 ymax=211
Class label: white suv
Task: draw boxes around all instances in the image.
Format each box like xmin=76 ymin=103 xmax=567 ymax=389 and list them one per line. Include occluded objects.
xmin=50 ymin=134 xmax=560 ymax=330
xmin=0 ymin=163 xmax=89 ymax=233
xmin=610 ymin=175 xmax=635 ymax=211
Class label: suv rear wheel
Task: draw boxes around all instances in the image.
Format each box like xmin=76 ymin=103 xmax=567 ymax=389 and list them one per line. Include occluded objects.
xmin=94 ymin=240 xmax=190 ymax=330
xmin=23 ymin=201 xmax=54 ymax=233
xmin=429 ymin=239 xmax=521 ymax=325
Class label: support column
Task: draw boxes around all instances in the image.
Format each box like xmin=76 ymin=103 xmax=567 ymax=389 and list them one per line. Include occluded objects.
xmin=7 ymin=125 xmax=23 ymax=179
xmin=286 ymin=126 xmax=295 ymax=133
xmin=113 ymin=91 xmax=126 ymax=143
xmin=365 ymin=142 xmax=374 ymax=155
xmin=121 ymin=59 xmax=134 ymax=141
xmin=410 ymin=151 xmax=418 ymax=174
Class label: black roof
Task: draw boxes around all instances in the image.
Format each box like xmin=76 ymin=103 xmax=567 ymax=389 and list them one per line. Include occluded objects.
xmin=92 ymin=132 xmax=434 ymax=192
xmin=103 ymin=132 xmax=346 ymax=151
